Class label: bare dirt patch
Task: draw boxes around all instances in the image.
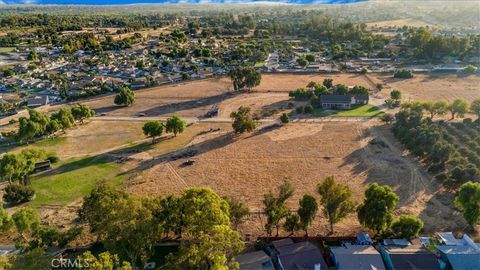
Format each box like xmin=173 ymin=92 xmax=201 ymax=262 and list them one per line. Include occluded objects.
xmin=127 ymin=121 xmax=462 ymax=237
xmin=218 ymin=92 xmax=290 ymax=118
xmin=254 ymin=73 xmax=375 ymax=92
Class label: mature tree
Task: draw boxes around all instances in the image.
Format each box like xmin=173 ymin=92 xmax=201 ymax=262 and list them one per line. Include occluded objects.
xmin=317 ymin=176 xmax=356 ymax=233
xmin=71 ymin=104 xmax=95 ymax=124
xmin=230 ymin=106 xmax=256 ymax=134
xmin=390 ymin=215 xmax=424 ymax=239
xmin=224 ymin=197 xmax=250 ymax=230
xmin=8 ymin=248 xmax=51 ymax=270
xmin=390 ymin=89 xmax=401 ymax=100
xmin=180 ymin=188 xmax=230 ymax=235
xmin=0 ymin=153 xmax=31 ymax=184
xmin=165 ymin=115 xmax=187 ymax=137
xmin=0 ymin=205 xmax=13 ymax=232
xmin=470 ymin=98 xmax=480 ymax=120
xmin=167 ymin=225 xmax=243 ymax=270
xmin=229 ymin=66 xmax=261 ymax=91
xmin=114 ymin=87 xmax=135 ymax=106
xmin=283 ymin=213 xmax=300 ymax=236
xmin=357 ymin=183 xmax=399 ymax=234
xmin=45 ymin=120 xmax=61 ymax=135
xmin=142 ymin=120 xmax=163 ymax=143
xmin=263 ymin=180 xmax=294 ymax=236
xmin=78 ymin=251 xmax=132 ymax=270
xmin=448 ymin=99 xmax=469 ymax=119
xmin=350 ymin=85 xmax=370 ymax=96
xmin=80 ymin=184 xmax=159 ymax=264
xmin=335 ymin=84 xmax=349 ymax=95
xmin=12 ymin=207 xmax=40 ymax=242
xmin=18 ymin=118 xmax=40 ymax=143
xmin=153 ymin=195 xmax=183 ymax=238
xmin=297 ymin=194 xmax=318 ymax=236
xmin=423 ymin=101 xmax=448 ymax=120
xmin=51 ymin=108 xmax=75 ymax=130
xmin=454 ymin=181 xmax=480 ymax=227
xmin=323 ymin=78 xmax=333 ymax=89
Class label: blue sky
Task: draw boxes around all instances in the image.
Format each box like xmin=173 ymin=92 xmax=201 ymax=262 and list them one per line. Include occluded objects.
xmin=1 ymin=0 xmax=365 ymax=5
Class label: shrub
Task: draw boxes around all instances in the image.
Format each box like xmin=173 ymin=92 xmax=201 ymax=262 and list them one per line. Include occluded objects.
xmin=287 ymin=102 xmax=295 ymax=109
xmin=47 ymin=153 xmax=59 ymax=163
xmin=304 ymin=105 xmax=313 ymax=114
xmin=296 ymin=106 xmax=304 ymax=114
xmin=3 ymin=184 xmax=35 ymax=205
xmin=394 ymin=69 xmax=413 ymax=79
xmin=390 ymin=215 xmax=424 ymax=239
xmin=280 ymin=113 xmax=289 ymax=123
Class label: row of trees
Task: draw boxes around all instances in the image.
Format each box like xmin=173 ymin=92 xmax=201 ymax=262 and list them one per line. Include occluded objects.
xmin=142 ymin=116 xmax=187 ymax=143
xmin=17 ymin=104 xmax=94 ymax=143
xmin=394 ymin=105 xmax=480 ymax=185
xmin=79 ymin=184 xmax=244 ymax=268
xmin=262 ymin=177 xmax=424 ymax=239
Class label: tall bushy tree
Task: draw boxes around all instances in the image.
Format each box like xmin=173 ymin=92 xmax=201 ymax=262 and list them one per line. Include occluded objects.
xmin=224 ymin=197 xmax=250 ymax=230
xmin=357 ymin=183 xmax=399 ymax=234
xmin=51 ymin=108 xmax=75 ymax=130
xmin=71 ymin=104 xmax=95 ymax=124
xmin=448 ymin=99 xmax=469 ymax=119
xmin=297 ymin=194 xmax=318 ymax=236
xmin=230 ymin=106 xmax=256 ymax=134
xmin=229 ymin=66 xmax=261 ymax=91
xmin=317 ymin=176 xmax=356 ymax=233
xmin=142 ymin=120 xmax=163 ymax=143
xmin=263 ymin=180 xmax=294 ymax=236
xmin=114 ymin=87 xmax=135 ymax=106
xmin=454 ymin=181 xmax=480 ymax=227
xmin=165 ymin=115 xmax=186 ymax=137
xmin=470 ymin=98 xmax=480 ymax=120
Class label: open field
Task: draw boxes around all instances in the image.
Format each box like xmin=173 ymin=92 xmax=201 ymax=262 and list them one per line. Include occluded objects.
xmin=255 ymin=73 xmax=375 ymax=92
xmin=127 ymin=121 xmax=464 ymax=236
xmin=10 ymin=120 xmax=146 ymax=159
xmin=370 ymin=73 xmax=480 ymax=102
xmin=30 ymin=156 xmax=126 ymax=208
xmin=365 ymin=19 xmax=439 ymax=29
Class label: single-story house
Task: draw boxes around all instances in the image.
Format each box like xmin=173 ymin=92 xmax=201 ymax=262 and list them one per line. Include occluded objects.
xmin=379 ymin=245 xmax=440 ymax=270
xmin=27 ymin=95 xmax=49 ymax=107
xmin=436 ymin=232 xmax=480 ymax=270
xmin=330 ymin=243 xmax=386 ymax=270
xmin=319 ymin=95 xmax=369 ymax=110
xmin=235 ymin=250 xmax=274 ymax=270
xmin=272 ymin=239 xmax=328 ymax=270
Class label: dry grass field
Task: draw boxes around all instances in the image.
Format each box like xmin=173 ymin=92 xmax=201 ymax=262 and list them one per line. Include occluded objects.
xmin=255 ymin=73 xmax=375 ymax=92
xmin=126 ymin=121 xmax=464 ymax=236
xmin=370 ymin=73 xmax=480 ymax=102
xmin=365 ymin=19 xmax=439 ymax=29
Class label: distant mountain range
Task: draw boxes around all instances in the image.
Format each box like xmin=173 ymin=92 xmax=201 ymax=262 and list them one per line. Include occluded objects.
xmin=0 ymin=0 xmax=365 ymax=5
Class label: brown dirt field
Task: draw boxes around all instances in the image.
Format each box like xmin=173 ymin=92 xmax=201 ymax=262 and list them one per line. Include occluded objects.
xmin=218 ymin=92 xmax=291 ymax=118
xmin=370 ymin=73 xmax=480 ymax=102
xmin=254 ymin=73 xmax=375 ymax=92
xmin=126 ymin=121 xmax=465 ymax=237
xmin=82 ymin=77 xmax=233 ymax=117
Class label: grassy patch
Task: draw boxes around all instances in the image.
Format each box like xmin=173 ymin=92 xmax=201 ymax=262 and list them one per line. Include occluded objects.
xmin=314 ymin=104 xmax=384 ymax=117
xmin=30 ymin=155 xmax=125 ymax=207
xmin=254 ymin=61 xmax=265 ymax=68
xmin=34 ymin=137 xmax=66 ymax=147
xmin=0 ymin=47 xmax=14 ymax=52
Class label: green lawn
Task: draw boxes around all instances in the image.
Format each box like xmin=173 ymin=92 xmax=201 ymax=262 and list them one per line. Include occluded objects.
xmin=314 ymin=104 xmax=384 ymax=117
xmin=30 ymin=155 xmax=125 ymax=207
